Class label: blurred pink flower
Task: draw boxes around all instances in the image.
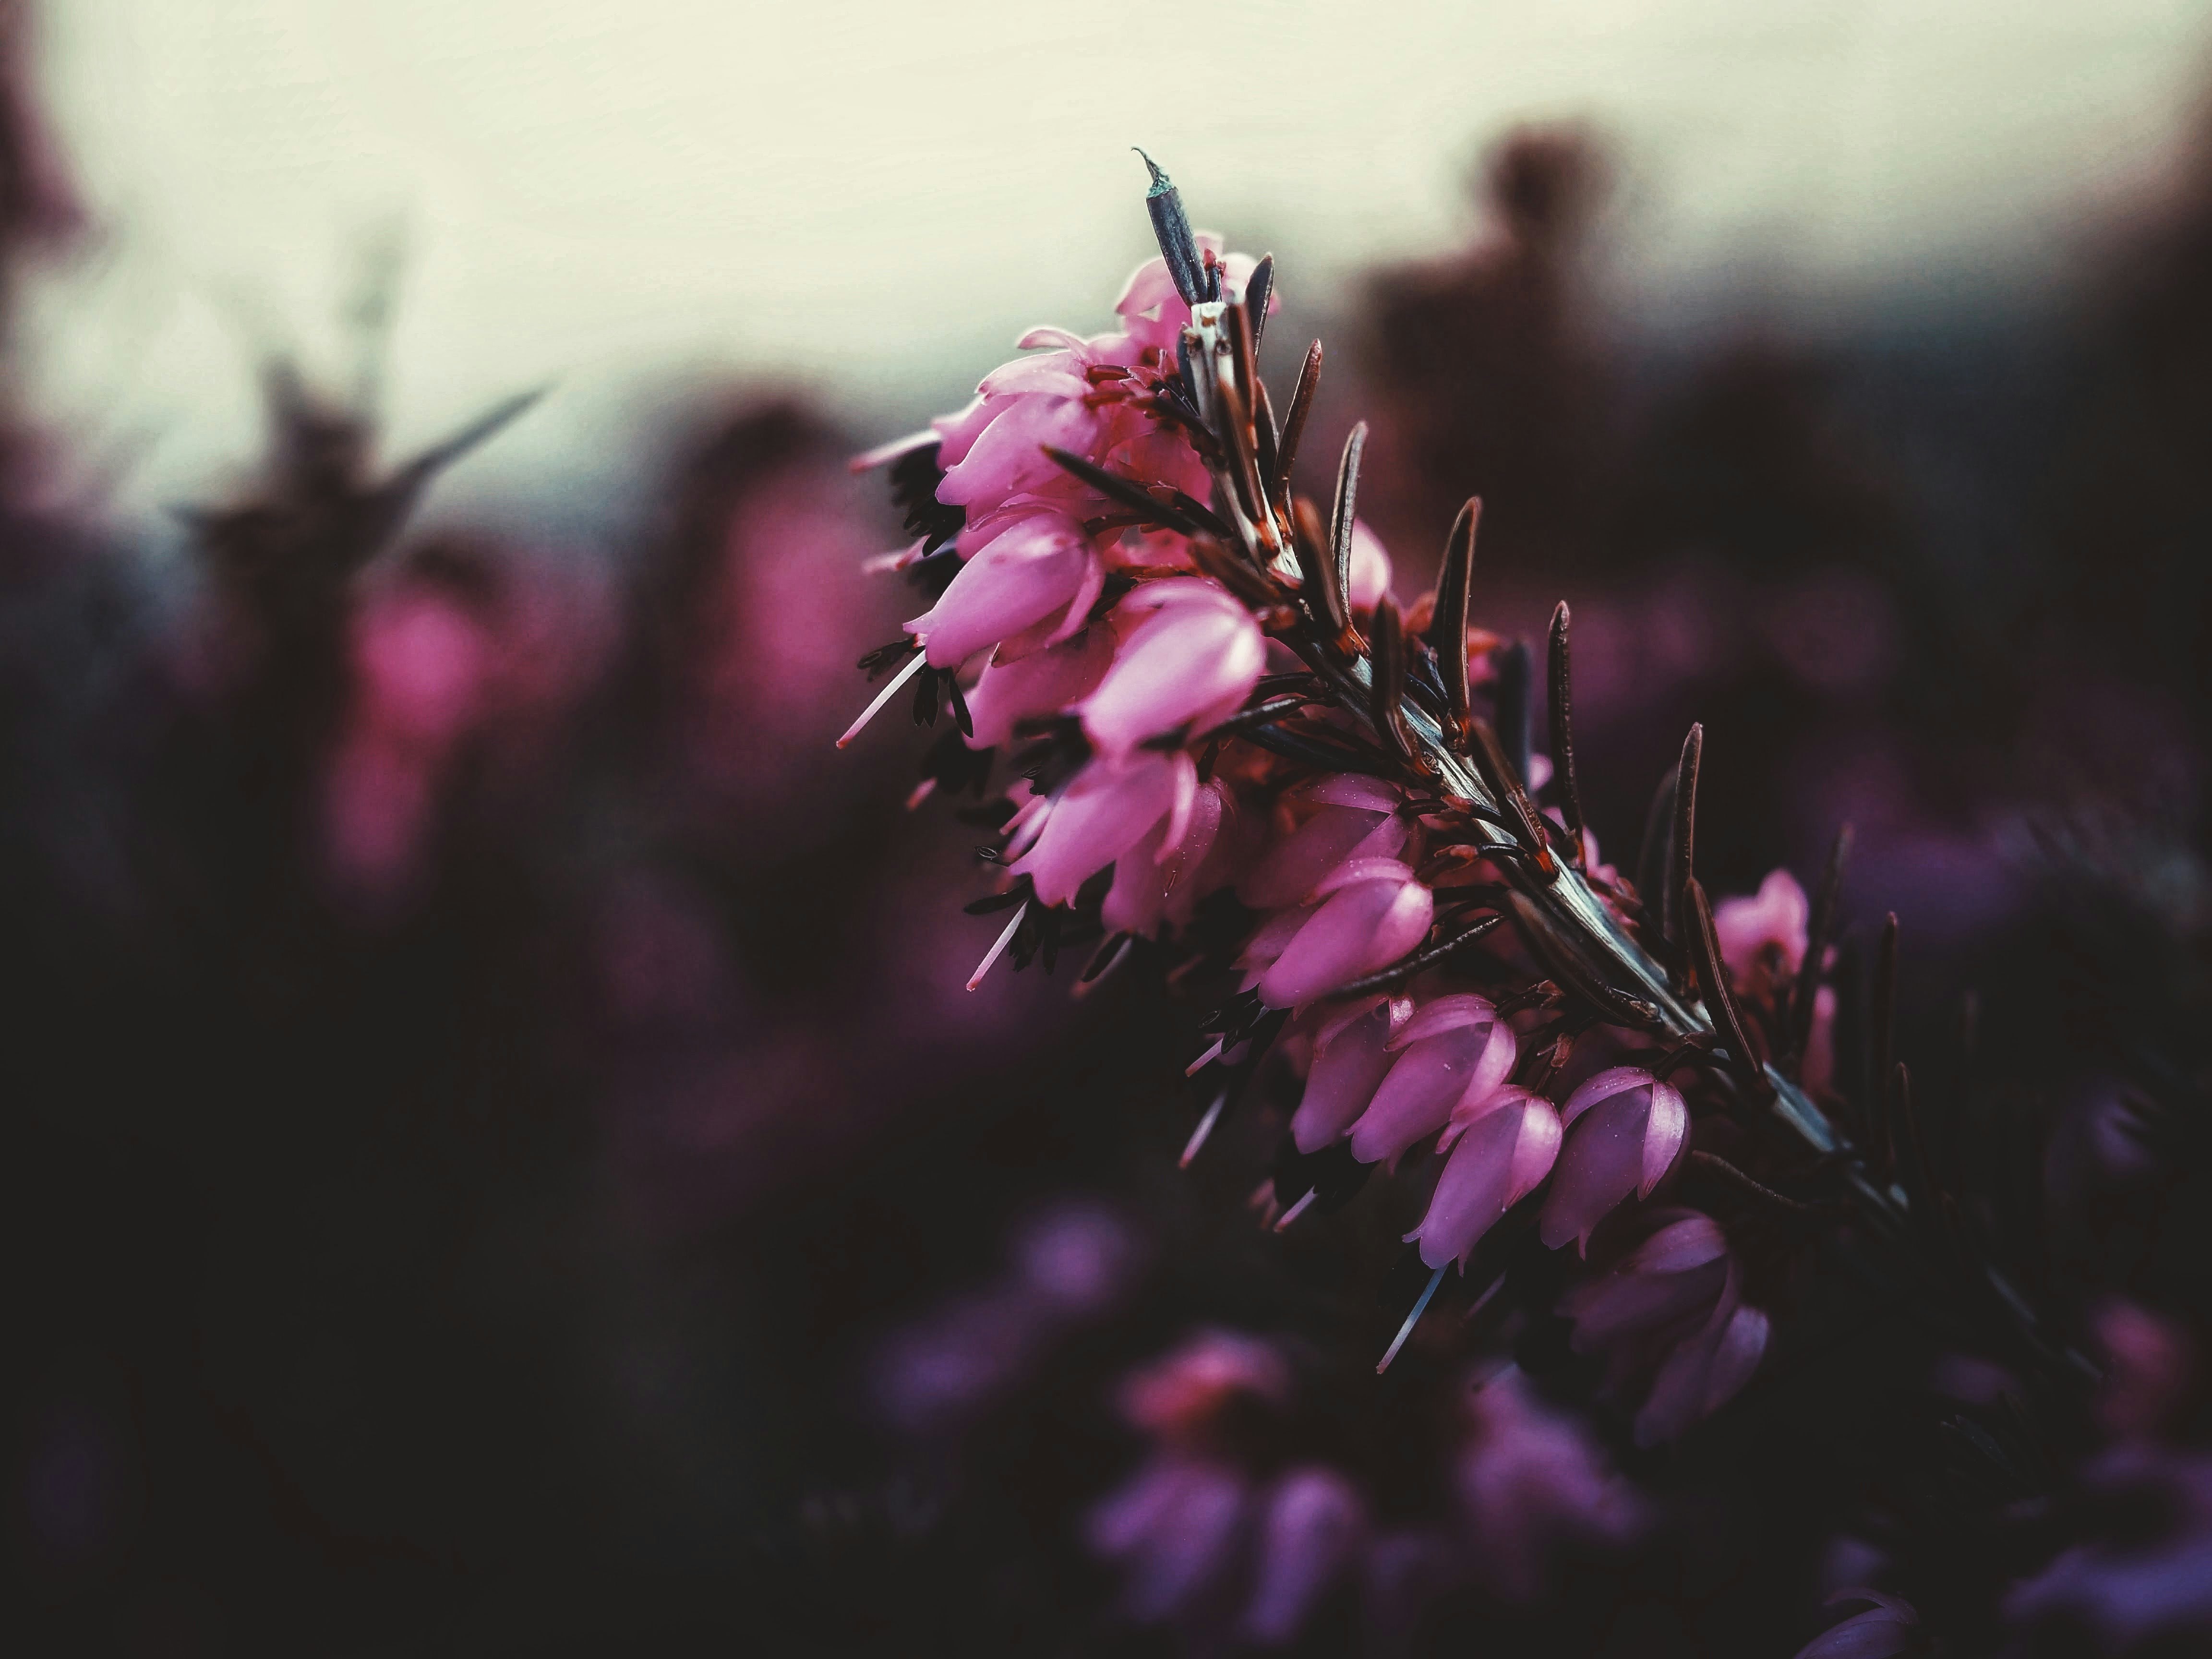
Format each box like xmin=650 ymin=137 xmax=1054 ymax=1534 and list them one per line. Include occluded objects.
xmin=1121 ymin=1329 xmax=1291 ymax=1441
xmin=1713 ymin=866 xmax=1809 ymax=984
xmin=1086 ymin=1456 xmax=1253 ymax=1623
xmin=1456 ymin=1369 xmax=1648 ymax=1601
xmin=1239 ymin=1468 xmax=1369 ymax=1646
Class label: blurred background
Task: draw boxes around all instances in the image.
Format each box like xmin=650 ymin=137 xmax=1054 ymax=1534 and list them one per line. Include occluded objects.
xmin=7 ymin=1 xmax=2212 ymax=1653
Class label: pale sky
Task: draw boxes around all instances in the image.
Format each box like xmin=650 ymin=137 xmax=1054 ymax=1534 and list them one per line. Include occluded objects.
xmin=23 ymin=0 xmax=2212 ymax=539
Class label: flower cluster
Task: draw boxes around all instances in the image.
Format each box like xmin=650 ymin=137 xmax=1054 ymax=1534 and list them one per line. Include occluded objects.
xmin=843 ymin=156 xmax=1822 ymax=1443
xmin=1084 ymin=1331 xmax=1647 ymax=1646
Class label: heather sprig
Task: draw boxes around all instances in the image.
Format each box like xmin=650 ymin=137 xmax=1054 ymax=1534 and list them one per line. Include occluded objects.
xmin=842 ymin=155 xmax=2088 ymax=1437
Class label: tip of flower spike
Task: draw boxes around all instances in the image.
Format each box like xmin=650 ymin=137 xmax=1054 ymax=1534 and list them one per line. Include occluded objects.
xmin=1132 ymin=147 xmax=1170 ymax=195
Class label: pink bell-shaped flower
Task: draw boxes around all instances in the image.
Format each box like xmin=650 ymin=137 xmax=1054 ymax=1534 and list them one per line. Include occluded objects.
xmin=1102 ymin=776 xmax=1229 ymax=939
xmin=1237 ymin=1467 xmax=1368 ymax=1646
xmin=1537 ymin=1067 xmax=1691 ymax=1254
xmin=1559 ymin=1209 xmax=1769 ymax=1446
xmin=1713 ymin=866 xmax=1810 ymax=984
xmin=960 ymin=625 xmax=1115 ymax=749
xmin=1289 ymin=995 xmax=1407 ymax=1154
xmin=1009 ymin=750 xmax=1195 ymax=907
xmin=1346 ymin=995 xmax=1516 ymax=1166
xmin=1405 ymin=1086 xmax=1561 ymax=1269
xmin=1079 ymin=580 xmax=1266 ymax=760
xmin=1251 ymin=859 xmax=1434 ymax=1010
xmin=905 ymin=511 xmax=1100 ymax=668
xmin=1238 ymin=775 xmax=1409 ymax=911
xmin=936 ymin=392 xmax=1108 ymax=508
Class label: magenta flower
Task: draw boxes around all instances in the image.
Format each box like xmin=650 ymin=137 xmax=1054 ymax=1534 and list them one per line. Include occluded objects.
xmin=1794 ymin=1590 xmax=1922 ymax=1659
xmin=1119 ymin=1328 xmax=1292 ymax=1439
xmin=959 ymin=625 xmax=1115 ymax=749
xmin=1238 ymin=1467 xmax=1368 ymax=1646
xmin=1559 ymin=1209 xmax=1769 ymax=1445
xmin=1080 ymin=579 xmax=1266 ymax=759
xmin=1238 ymin=775 xmax=1410 ymax=912
xmin=1008 ymin=750 xmax=1195 ymax=907
xmin=1456 ymin=1368 xmax=1648 ymax=1602
xmin=1289 ymin=995 xmax=1407 ymax=1154
xmin=2004 ymin=1447 xmax=2212 ymax=1652
xmin=1405 ymin=1086 xmax=1561 ymax=1269
xmin=1086 ymin=1456 xmax=1253 ymax=1623
xmin=1102 ymin=775 xmax=1232 ymax=939
xmin=904 ymin=510 xmax=1100 ymax=668
xmin=1537 ymin=1067 xmax=1691 ymax=1254
xmin=1714 ymin=866 xmax=1810 ymax=984
xmin=1244 ymin=858 xmax=1434 ymax=1009
xmin=1346 ymin=994 xmax=1516 ymax=1166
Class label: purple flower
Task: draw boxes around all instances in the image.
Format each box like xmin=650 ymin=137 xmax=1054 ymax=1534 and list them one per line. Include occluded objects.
xmin=2004 ymin=1447 xmax=2212 ymax=1651
xmin=1346 ymin=994 xmax=1516 ymax=1166
xmin=1086 ymin=1456 xmax=1253 ymax=1623
xmin=1537 ymin=1067 xmax=1690 ymax=1254
xmin=1794 ymin=1590 xmax=1921 ymax=1659
xmin=1456 ymin=1368 xmax=1648 ymax=1602
xmin=1559 ymin=1209 xmax=1769 ymax=1445
xmin=1238 ymin=1467 xmax=1369 ymax=1646
xmin=1404 ymin=1086 xmax=1560 ymax=1270
xmin=1080 ymin=579 xmax=1266 ymax=760
xmin=1243 ymin=858 xmax=1435 ymax=1010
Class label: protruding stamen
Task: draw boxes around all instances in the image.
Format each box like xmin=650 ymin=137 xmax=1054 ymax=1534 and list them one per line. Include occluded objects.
xmin=905 ymin=778 xmax=938 ymax=811
xmin=1183 ymin=1035 xmax=1226 ymax=1077
xmin=838 ymin=647 xmax=928 ymax=748
xmin=1273 ymin=1189 xmax=1319 ymax=1233
xmin=1377 ymin=1262 xmax=1450 ymax=1374
xmin=1179 ymin=1089 xmax=1229 ymax=1168
xmin=966 ymin=900 xmax=1029 ymax=992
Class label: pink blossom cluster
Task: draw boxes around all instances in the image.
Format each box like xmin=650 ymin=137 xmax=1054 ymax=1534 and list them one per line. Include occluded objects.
xmin=838 ymin=181 xmax=1866 ymax=1454
xmin=1086 ymin=1333 xmax=1647 ymax=1645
